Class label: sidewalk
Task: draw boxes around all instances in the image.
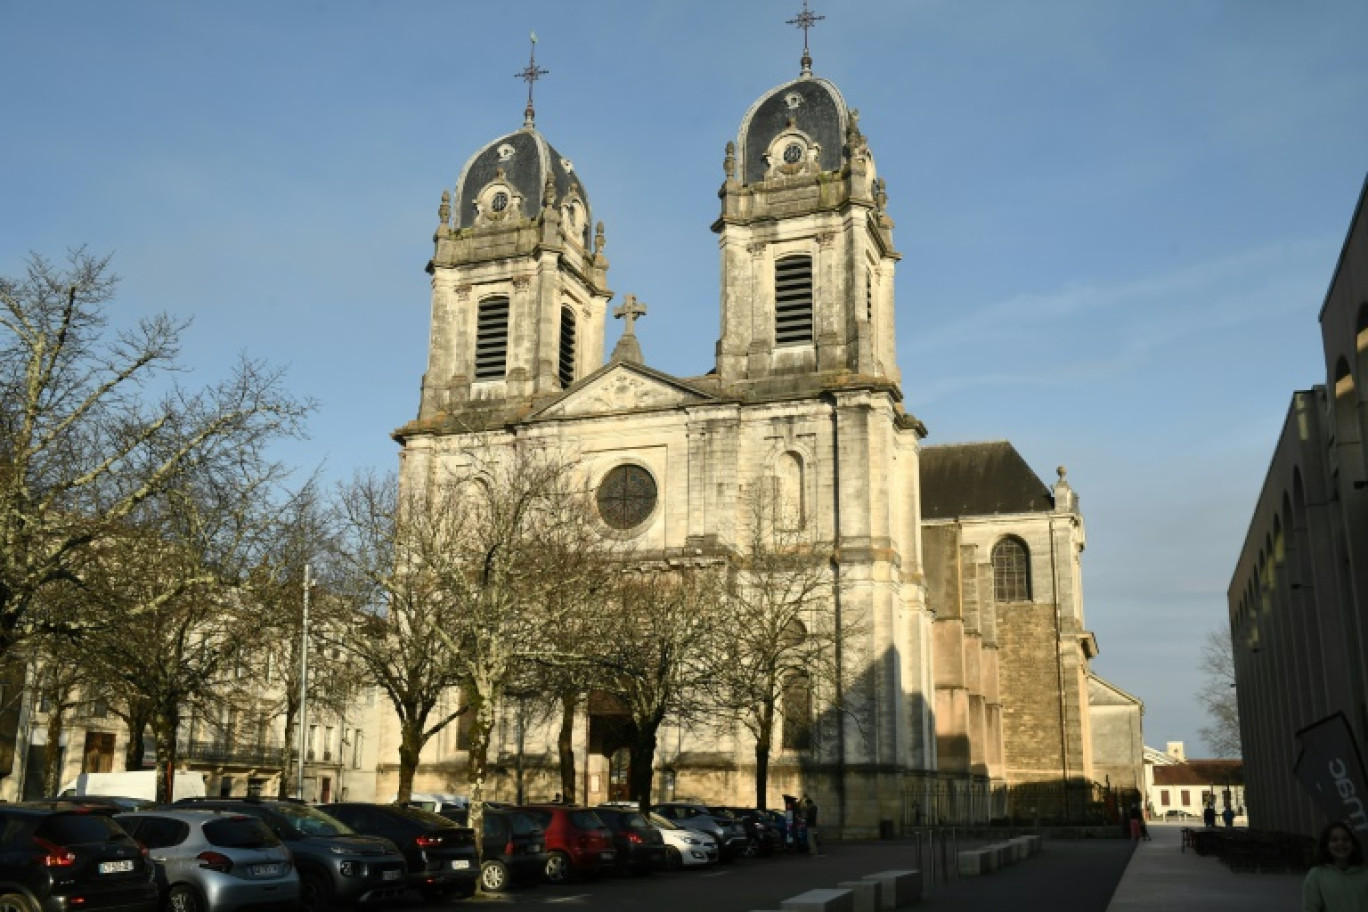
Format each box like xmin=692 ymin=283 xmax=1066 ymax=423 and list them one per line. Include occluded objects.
xmin=1106 ymin=822 xmax=1303 ymax=912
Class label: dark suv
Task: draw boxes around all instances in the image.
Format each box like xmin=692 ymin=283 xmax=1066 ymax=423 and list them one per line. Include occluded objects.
xmin=174 ymin=798 xmax=405 ymax=911
xmin=476 ymin=808 xmax=547 ymax=893
xmin=323 ymin=803 xmax=478 ymax=901
xmin=592 ymin=807 xmax=664 ymax=875
xmin=0 ymin=803 xmax=159 ymax=911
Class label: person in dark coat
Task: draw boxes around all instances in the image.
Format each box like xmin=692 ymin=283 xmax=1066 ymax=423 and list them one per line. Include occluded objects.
xmin=803 ymin=795 xmax=820 ymax=855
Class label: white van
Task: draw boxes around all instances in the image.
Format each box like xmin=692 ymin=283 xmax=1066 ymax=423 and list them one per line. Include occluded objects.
xmin=60 ymin=770 xmax=207 ymax=803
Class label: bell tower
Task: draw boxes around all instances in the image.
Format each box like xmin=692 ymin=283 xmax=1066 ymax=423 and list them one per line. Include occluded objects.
xmin=712 ymin=48 xmax=900 ymax=394
xmin=417 ymin=41 xmax=611 ymax=424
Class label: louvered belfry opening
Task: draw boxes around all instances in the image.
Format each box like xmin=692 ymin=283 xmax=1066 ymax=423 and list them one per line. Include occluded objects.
xmin=558 ymin=306 xmax=576 ymax=388
xmin=774 ymin=255 xmax=814 ymax=345
xmin=474 ymin=295 xmax=510 ymax=380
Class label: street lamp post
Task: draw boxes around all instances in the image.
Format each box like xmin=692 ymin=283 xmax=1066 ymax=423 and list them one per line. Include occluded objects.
xmin=296 ymin=564 xmax=311 ymax=800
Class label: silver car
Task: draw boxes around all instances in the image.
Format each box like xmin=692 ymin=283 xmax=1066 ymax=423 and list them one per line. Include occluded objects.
xmin=116 ymin=809 xmax=300 ymax=912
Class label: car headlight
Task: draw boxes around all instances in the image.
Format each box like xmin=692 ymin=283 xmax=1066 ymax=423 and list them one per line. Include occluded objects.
xmin=682 ymin=837 xmax=700 ymax=845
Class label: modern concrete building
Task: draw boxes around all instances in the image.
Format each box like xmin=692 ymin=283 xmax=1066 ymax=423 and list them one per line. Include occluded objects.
xmin=1228 ymin=176 xmax=1368 ymax=835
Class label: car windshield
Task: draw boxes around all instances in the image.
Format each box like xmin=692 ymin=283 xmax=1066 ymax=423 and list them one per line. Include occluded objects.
xmin=570 ymin=810 xmax=606 ymax=830
xmin=35 ymin=813 xmax=129 ymax=845
xmin=270 ymin=804 xmax=354 ymax=837
xmin=391 ymin=805 xmax=460 ymax=828
xmin=648 ymin=813 xmax=679 ymax=830
xmin=204 ymin=817 xmax=280 ymax=849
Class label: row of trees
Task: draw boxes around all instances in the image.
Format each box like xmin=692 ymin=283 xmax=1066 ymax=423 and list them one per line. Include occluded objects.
xmin=2 ymin=250 xmax=858 ymax=828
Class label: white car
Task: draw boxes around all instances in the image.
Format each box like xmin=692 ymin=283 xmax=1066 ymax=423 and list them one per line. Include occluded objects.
xmin=649 ymin=813 xmax=719 ymax=868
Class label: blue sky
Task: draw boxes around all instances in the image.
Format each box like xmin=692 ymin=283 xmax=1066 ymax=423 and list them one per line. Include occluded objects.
xmin=4 ymin=1 xmax=1366 ymax=759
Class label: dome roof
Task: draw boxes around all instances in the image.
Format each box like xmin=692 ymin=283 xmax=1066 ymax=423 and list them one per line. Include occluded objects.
xmin=736 ymin=75 xmax=849 ymax=185
xmin=453 ymin=126 xmax=592 ymax=245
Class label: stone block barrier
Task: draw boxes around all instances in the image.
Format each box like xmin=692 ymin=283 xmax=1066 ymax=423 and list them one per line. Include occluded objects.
xmin=836 ymin=879 xmax=881 ymax=912
xmin=861 ymin=869 xmax=922 ymax=908
xmin=778 ymin=887 xmax=857 ymax=911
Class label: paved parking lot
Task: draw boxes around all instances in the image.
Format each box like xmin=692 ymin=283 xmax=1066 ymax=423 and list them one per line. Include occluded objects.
xmin=385 ymin=835 xmax=1136 ymax=912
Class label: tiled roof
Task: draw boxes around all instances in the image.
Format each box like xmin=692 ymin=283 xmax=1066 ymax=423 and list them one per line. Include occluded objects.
xmin=1153 ymin=760 xmax=1244 ymax=786
xmin=920 ymin=441 xmax=1054 ymax=519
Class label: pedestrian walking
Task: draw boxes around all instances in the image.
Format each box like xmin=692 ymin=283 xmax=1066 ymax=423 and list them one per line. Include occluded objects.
xmin=1203 ymin=804 xmax=1217 ymax=828
xmin=1222 ymin=805 xmax=1236 ymax=828
xmin=1127 ymin=803 xmax=1144 ymax=841
xmin=803 ymin=795 xmax=821 ymax=855
xmin=1303 ymin=821 xmax=1368 ymax=912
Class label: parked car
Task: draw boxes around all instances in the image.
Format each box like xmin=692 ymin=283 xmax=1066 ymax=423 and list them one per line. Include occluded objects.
xmin=652 ymin=803 xmax=749 ymax=861
xmin=714 ymin=806 xmax=782 ymax=857
xmin=517 ymin=806 xmax=615 ymax=884
xmin=174 ymin=798 xmax=406 ymax=911
xmin=323 ymin=802 xmax=479 ymax=901
xmin=115 ymin=808 xmax=299 ymax=912
xmin=1163 ymin=809 xmax=1198 ymax=821
xmin=592 ymin=807 xmax=665 ymax=875
xmin=0 ymin=803 xmax=159 ymax=912
xmin=476 ymin=807 xmax=547 ymax=893
xmin=40 ymin=795 xmax=156 ymax=812
xmin=646 ymin=813 xmax=719 ymax=868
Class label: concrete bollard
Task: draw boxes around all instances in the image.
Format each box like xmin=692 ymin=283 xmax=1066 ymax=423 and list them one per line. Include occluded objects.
xmin=837 ymin=880 xmax=881 ymax=912
xmin=780 ymin=888 xmax=856 ymax=912
xmin=862 ymin=869 xmax=922 ymax=908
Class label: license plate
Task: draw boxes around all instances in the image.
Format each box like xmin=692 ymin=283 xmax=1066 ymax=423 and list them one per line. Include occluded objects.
xmin=528 ymin=844 xmax=542 ymax=854
xmin=382 ymin=869 xmax=402 ymax=881
xmin=601 ymin=851 xmax=615 ymax=861
xmin=451 ymin=859 xmax=470 ymax=870
xmin=99 ymin=860 xmax=134 ymax=874
xmin=252 ymin=863 xmax=281 ymax=876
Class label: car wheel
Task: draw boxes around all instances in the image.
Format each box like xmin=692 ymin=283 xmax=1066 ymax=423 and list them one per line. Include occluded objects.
xmin=0 ymin=894 xmax=34 ymax=912
xmin=480 ymin=859 xmax=510 ymax=893
xmin=664 ymin=847 xmax=683 ymax=871
xmin=742 ymin=837 xmax=759 ymax=858
xmin=544 ymin=850 xmax=572 ymax=885
xmin=168 ymin=884 xmax=205 ymax=912
xmin=299 ymin=871 xmax=333 ymax=912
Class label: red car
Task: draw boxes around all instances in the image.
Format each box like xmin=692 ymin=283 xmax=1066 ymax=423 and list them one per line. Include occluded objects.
xmin=518 ymin=805 xmax=615 ymax=884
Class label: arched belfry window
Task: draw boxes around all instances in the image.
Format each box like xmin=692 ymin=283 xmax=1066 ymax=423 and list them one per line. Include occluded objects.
xmin=474 ymin=295 xmax=510 ymax=380
xmin=558 ymin=306 xmax=577 ymax=388
xmin=991 ymin=537 xmax=1031 ymax=602
xmin=774 ymin=255 xmax=814 ymax=345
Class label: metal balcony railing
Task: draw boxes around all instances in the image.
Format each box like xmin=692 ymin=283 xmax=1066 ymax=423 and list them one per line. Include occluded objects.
xmin=178 ymin=739 xmax=291 ymax=768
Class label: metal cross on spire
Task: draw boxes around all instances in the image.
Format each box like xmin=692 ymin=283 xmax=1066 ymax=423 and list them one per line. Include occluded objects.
xmin=786 ymin=0 xmax=824 ymax=76
xmin=515 ymin=32 xmax=549 ymax=128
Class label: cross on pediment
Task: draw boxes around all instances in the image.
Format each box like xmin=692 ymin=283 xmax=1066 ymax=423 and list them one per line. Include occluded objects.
xmin=613 ymin=294 xmax=647 ymax=333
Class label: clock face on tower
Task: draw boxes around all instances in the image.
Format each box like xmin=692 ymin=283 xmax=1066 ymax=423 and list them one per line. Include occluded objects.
xmin=491 ymin=191 xmax=509 ymax=212
xmin=783 ymin=142 xmax=804 ymax=164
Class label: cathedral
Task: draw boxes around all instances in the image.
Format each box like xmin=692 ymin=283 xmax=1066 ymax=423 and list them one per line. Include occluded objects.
xmin=386 ymin=24 xmax=1141 ymax=836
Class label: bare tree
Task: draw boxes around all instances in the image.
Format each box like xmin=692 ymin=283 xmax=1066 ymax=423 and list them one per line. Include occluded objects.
xmin=1198 ymin=625 xmax=1241 ymax=758
xmin=0 ymin=248 xmax=310 ymax=665
xmin=593 ymin=562 xmax=731 ymax=812
xmin=702 ymin=484 xmax=845 ymax=808
xmin=326 ymin=470 xmax=472 ymax=805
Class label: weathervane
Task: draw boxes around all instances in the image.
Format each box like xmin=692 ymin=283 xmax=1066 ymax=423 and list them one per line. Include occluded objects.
xmin=786 ymin=0 xmax=824 ymax=76
xmin=515 ymin=32 xmax=549 ymax=128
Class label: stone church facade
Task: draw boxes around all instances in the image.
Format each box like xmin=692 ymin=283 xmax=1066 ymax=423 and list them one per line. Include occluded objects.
xmin=386 ymin=50 xmax=1136 ymax=835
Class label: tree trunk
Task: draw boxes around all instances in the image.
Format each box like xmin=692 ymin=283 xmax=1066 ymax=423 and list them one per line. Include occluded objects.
xmin=151 ymin=703 xmax=181 ymax=804
xmin=396 ymin=717 xmax=423 ymax=804
xmin=628 ymin=723 xmax=660 ymax=811
xmin=466 ymin=689 xmax=493 ymax=859
xmin=43 ymin=703 xmax=66 ymax=795
xmin=278 ymin=697 xmax=299 ymax=798
xmin=755 ymin=701 xmax=775 ymax=809
xmin=122 ymin=707 xmax=149 ymax=771
xmin=557 ymin=692 xmax=577 ymax=803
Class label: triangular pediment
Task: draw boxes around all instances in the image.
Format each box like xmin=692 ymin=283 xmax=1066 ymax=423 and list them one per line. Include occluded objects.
xmin=530 ymin=362 xmax=719 ymax=420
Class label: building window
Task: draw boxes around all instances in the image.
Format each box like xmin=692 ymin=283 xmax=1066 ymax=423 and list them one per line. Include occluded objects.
xmin=474 ymin=296 xmax=510 ymax=380
xmin=596 ymin=465 xmax=657 ymax=530
xmin=1161 ymin=791 xmax=1171 ymax=807
xmin=353 ymin=731 xmax=364 ymax=770
xmin=781 ymin=670 xmax=812 ymax=750
xmin=774 ymin=255 xmax=814 ymax=345
xmin=558 ymin=306 xmax=576 ymax=388
xmin=991 ymin=537 xmax=1031 ymax=602
xmin=1180 ymin=789 xmax=1190 ymax=807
